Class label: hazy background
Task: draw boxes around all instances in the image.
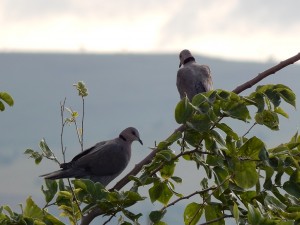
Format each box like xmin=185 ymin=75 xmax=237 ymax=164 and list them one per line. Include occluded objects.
xmin=1 ymin=0 xmax=300 ymax=224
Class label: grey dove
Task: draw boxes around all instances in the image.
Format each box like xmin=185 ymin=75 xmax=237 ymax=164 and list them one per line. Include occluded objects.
xmin=177 ymin=49 xmax=213 ymax=100
xmin=40 ymin=127 xmax=142 ymax=186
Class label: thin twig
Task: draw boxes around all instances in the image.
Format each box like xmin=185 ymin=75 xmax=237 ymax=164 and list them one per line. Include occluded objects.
xmin=67 ymin=178 xmax=83 ymax=217
xmin=60 ymin=98 xmax=67 ymax=163
xmin=103 ymin=213 xmax=116 ymax=225
xmin=242 ymin=122 xmax=257 ymax=137
xmin=60 ymin=98 xmax=83 ymax=217
xmin=74 ymin=120 xmax=82 ymax=148
xmin=161 ymin=187 xmax=216 ymax=211
xmin=81 ymin=97 xmax=85 ymax=152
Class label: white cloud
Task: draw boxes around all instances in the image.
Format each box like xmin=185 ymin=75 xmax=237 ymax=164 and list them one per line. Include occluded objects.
xmin=1 ymin=0 xmax=300 ymax=60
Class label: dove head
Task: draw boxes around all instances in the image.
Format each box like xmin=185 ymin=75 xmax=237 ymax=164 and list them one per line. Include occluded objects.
xmin=119 ymin=127 xmax=143 ymax=145
xmin=179 ymin=49 xmax=195 ymax=68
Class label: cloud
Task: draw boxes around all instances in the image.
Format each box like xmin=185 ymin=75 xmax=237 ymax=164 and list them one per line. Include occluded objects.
xmin=1 ymin=0 xmax=299 ymax=60
xmin=231 ymin=0 xmax=300 ymax=30
xmin=1 ymin=0 xmax=172 ymax=22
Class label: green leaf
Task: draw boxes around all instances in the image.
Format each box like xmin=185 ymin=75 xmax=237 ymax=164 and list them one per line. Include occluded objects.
xmin=276 ymin=86 xmax=296 ymax=108
xmin=264 ymin=195 xmax=286 ymax=211
xmin=0 ymin=101 xmax=4 ymax=111
xmin=233 ymin=202 xmax=239 ymax=224
xmin=149 ymin=181 xmax=173 ymax=205
xmin=186 ymin=114 xmax=212 ymax=132
xmin=275 ymin=107 xmax=289 ymax=118
xmin=238 ymin=136 xmax=266 ymax=160
xmin=255 ymin=110 xmax=279 ymax=130
xmin=156 ymin=150 xmax=174 ymax=162
xmin=175 ymin=98 xmax=193 ymax=124
xmin=56 ymin=191 xmax=73 ymax=206
xmin=149 ymin=210 xmax=166 ymax=223
xmin=204 ymin=204 xmax=224 ymax=225
xmin=23 ymin=197 xmax=44 ymax=220
xmin=213 ymin=166 xmax=229 ymax=192
xmin=1 ymin=205 xmax=14 ymax=217
xmin=215 ymin=123 xmax=239 ymax=140
xmin=247 ymin=204 xmax=263 ymax=225
xmin=184 ymin=202 xmax=203 ymax=225
xmin=192 ymin=93 xmax=208 ymax=106
xmin=231 ymin=159 xmax=259 ymax=189
xmin=265 ymin=88 xmax=281 ymax=107
xmin=0 ymin=92 xmax=14 ymax=107
xmin=223 ymin=101 xmax=251 ymax=122
xmin=184 ymin=130 xmax=203 ymax=147
xmin=160 ymin=162 xmax=176 ymax=179
xmin=73 ymin=81 xmax=88 ymax=97
xmin=42 ymin=179 xmax=58 ymax=203
xmin=44 ymin=214 xmax=66 ymax=225
xmin=217 ymin=90 xmax=231 ymax=100
xmin=290 ymin=170 xmax=300 ymax=183
xmin=39 ymin=139 xmax=52 ymax=158
xmin=206 ymin=155 xmax=224 ymax=167
xmin=122 ymin=209 xmax=142 ymax=221
xmin=24 ymin=149 xmax=43 ymax=165
xmin=240 ymin=191 xmax=257 ymax=205
xmin=283 ymin=181 xmax=300 ymax=198
xmin=153 ymin=221 xmax=167 ymax=225
xmin=263 ymin=167 xmax=274 ymax=190
xmin=210 ymin=130 xmax=225 ymax=146
xmin=249 ymin=92 xmax=265 ymax=112
xmin=170 ymin=176 xmax=182 ymax=183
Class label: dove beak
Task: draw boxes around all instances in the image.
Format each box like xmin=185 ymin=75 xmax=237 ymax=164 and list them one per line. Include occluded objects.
xmin=179 ymin=62 xmax=182 ymax=68
xmin=138 ymin=138 xmax=143 ymax=145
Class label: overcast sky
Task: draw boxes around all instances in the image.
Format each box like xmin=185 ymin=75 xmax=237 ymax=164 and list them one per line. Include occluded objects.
xmin=1 ymin=0 xmax=300 ymax=61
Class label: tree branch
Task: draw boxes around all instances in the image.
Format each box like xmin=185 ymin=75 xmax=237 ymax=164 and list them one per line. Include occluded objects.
xmin=232 ymin=52 xmax=300 ymax=94
xmin=161 ymin=187 xmax=216 ymax=211
xmin=80 ymin=53 xmax=300 ymax=225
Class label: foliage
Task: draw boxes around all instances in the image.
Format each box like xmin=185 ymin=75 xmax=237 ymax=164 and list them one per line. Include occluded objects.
xmin=0 ymin=91 xmax=14 ymax=111
xmin=2 ymin=81 xmax=300 ymax=225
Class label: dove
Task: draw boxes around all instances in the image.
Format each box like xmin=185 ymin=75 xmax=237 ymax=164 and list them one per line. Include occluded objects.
xmin=40 ymin=127 xmax=142 ymax=186
xmin=176 ymin=49 xmax=213 ymax=100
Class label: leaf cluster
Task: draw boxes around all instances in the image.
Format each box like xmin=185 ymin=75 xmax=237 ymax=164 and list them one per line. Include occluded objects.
xmin=126 ymin=84 xmax=298 ymax=224
xmin=2 ymin=83 xmax=300 ymax=225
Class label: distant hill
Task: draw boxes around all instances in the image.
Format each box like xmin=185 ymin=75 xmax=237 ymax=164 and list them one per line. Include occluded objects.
xmin=0 ymin=52 xmax=299 ymax=224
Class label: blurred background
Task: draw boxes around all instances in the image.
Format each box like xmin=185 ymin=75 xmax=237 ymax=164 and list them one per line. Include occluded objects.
xmin=1 ymin=1 xmax=300 ymax=224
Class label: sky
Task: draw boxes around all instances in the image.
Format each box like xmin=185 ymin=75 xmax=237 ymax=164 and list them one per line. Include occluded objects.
xmin=1 ymin=0 xmax=300 ymax=61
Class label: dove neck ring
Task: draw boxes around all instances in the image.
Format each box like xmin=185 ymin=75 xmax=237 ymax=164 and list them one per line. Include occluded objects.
xmin=183 ymin=56 xmax=195 ymax=65
xmin=119 ymin=134 xmax=127 ymax=141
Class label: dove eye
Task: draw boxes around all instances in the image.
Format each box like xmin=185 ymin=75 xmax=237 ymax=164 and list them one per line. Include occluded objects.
xmin=131 ymin=131 xmax=136 ymax=136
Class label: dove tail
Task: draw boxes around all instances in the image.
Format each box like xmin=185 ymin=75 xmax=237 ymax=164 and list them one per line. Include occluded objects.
xmin=40 ymin=169 xmax=74 ymax=180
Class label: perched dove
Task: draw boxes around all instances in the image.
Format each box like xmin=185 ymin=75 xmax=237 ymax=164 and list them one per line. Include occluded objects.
xmin=40 ymin=127 xmax=143 ymax=186
xmin=176 ymin=49 xmax=213 ymax=100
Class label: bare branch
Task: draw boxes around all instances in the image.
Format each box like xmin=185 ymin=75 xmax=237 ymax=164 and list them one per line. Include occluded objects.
xmin=232 ymin=52 xmax=300 ymax=94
